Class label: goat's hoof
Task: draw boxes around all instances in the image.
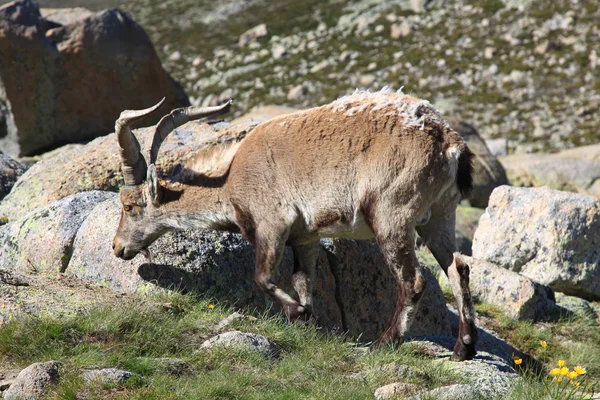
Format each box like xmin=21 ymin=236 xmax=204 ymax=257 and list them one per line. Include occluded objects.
xmin=451 ymin=341 xmax=477 ymax=361
xmin=287 ymin=306 xmax=313 ymax=323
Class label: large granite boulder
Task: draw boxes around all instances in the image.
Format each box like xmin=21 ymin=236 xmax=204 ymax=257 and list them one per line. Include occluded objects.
xmin=63 ymin=195 xmax=450 ymax=341
xmin=472 ymin=186 xmax=600 ymax=300
xmin=462 ymin=256 xmax=555 ymax=321
xmin=0 ymin=191 xmax=113 ymax=274
xmin=500 ymin=143 xmax=600 ymax=198
xmin=0 ymin=0 xmax=188 ymax=158
xmin=0 ymin=151 xmax=25 ymax=200
xmin=449 ymin=120 xmax=509 ymax=208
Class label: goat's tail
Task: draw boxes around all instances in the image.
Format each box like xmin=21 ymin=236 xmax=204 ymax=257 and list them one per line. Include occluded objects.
xmin=455 ymin=144 xmax=475 ymax=197
xmin=445 ymin=140 xmax=475 ymax=198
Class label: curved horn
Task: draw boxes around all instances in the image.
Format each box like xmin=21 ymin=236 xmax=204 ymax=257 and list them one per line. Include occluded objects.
xmin=115 ymin=98 xmax=165 ymax=186
xmin=147 ymin=100 xmax=233 ymax=166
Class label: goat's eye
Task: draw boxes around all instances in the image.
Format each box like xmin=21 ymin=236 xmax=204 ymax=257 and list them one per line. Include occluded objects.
xmin=123 ymin=205 xmax=132 ymax=212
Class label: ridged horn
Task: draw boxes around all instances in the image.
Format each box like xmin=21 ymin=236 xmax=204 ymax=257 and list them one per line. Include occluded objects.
xmin=115 ymin=98 xmax=165 ymax=186
xmin=147 ymin=100 xmax=233 ymax=166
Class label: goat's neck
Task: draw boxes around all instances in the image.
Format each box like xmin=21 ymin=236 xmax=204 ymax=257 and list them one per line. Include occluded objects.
xmin=158 ymin=179 xmax=235 ymax=232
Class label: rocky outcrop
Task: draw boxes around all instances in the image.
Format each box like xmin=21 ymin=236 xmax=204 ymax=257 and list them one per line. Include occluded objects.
xmin=0 ymin=0 xmax=188 ymax=158
xmin=472 ymin=186 xmax=600 ymax=300
xmin=0 ymin=120 xmax=251 ymax=222
xmin=0 ymin=151 xmax=25 ymax=200
xmin=449 ymin=119 xmax=509 ymax=208
xmin=463 ymin=256 xmax=555 ymax=321
xmin=3 ymin=361 xmax=61 ymax=400
xmin=0 ymin=191 xmax=114 ymax=274
xmin=500 ymin=143 xmax=600 ymax=198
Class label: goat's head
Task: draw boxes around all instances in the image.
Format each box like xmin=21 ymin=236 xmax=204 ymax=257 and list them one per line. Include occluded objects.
xmin=112 ymin=98 xmax=232 ymax=260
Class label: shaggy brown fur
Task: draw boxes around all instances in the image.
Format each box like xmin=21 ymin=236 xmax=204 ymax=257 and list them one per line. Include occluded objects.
xmin=113 ymin=89 xmax=477 ymax=361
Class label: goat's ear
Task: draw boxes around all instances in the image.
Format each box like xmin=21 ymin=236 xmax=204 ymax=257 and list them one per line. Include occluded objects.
xmin=146 ymin=164 xmax=161 ymax=206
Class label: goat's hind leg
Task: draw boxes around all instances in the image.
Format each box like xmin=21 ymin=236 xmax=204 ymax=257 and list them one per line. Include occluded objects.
xmin=417 ymin=208 xmax=477 ymax=361
xmin=254 ymin=223 xmax=307 ymax=321
xmin=291 ymin=242 xmax=319 ymax=321
xmin=372 ymin=226 xmax=428 ymax=348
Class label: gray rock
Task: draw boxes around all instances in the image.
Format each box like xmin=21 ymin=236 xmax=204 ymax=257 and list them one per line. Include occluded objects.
xmin=81 ymin=368 xmax=133 ymax=385
xmin=407 ymin=384 xmax=481 ymax=400
xmin=287 ymin=85 xmax=306 ymax=101
xmin=554 ymin=292 xmax=598 ymax=321
xmin=449 ymin=120 xmax=509 ymax=208
xmin=238 ymin=23 xmax=268 ymax=47
xmin=214 ymin=312 xmax=256 ymax=332
xmin=0 ymin=0 xmax=188 ymax=157
xmin=0 ymin=151 xmax=25 ymax=201
xmin=40 ymin=7 xmax=93 ymax=25
xmin=0 ymin=191 xmax=114 ymax=274
xmin=375 ymin=382 xmax=421 ymax=399
xmin=472 ymin=186 xmax=600 ymax=300
xmin=3 ymin=361 xmax=61 ymax=400
xmin=0 ymin=369 xmax=20 ymax=393
xmin=500 ymin=145 xmax=600 ymax=198
xmin=464 ymin=256 xmax=555 ymax=321
xmin=200 ymin=331 xmax=280 ymax=358
xmin=390 ymin=22 xmax=413 ymax=39
xmin=405 ymin=344 xmax=518 ymax=400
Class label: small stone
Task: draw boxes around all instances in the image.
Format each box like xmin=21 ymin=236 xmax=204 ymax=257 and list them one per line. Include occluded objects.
xmin=310 ymin=60 xmax=330 ymax=73
xmin=375 ymin=24 xmax=385 ymax=33
xmin=375 ymin=382 xmax=421 ymax=400
xmin=287 ymin=85 xmax=306 ymax=101
xmin=339 ymin=50 xmax=352 ymax=62
xmin=238 ymin=23 xmax=268 ymax=47
xmin=82 ymin=368 xmax=133 ymax=385
xmin=359 ymin=74 xmax=376 ymax=87
xmin=192 ymin=56 xmax=204 ymax=67
xmin=391 ymin=22 xmax=413 ymax=39
xmin=271 ymin=44 xmax=288 ymax=59
xmin=4 ymin=361 xmax=61 ymax=400
xmin=484 ymin=47 xmax=495 ymax=59
xmin=201 ymin=331 xmax=280 ymax=359
xmin=169 ymin=51 xmax=181 ymax=61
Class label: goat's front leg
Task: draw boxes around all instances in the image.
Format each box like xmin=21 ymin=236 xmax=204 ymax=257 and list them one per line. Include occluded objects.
xmin=291 ymin=242 xmax=319 ymax=321
xmin=417 ymin=209 xmax=477 ymax=361
xmin=373 ymin=228 xmax=427 ymax=348
xmin=254 ymin=226 xmax=307 ymax=321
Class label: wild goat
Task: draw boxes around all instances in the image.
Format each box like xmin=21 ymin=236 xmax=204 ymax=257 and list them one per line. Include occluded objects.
xmin=112 ymin=89 xmax=478 ymax=361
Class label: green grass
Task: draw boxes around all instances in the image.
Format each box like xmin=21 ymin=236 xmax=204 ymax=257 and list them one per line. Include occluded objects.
xmin=2 ymin=289 xmax=599 ymax=399
xmin=0 ymin=292 xmax=467 ymax=399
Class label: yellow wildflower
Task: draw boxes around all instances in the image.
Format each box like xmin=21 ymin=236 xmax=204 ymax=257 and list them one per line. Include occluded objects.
xmin=567 ymin=370 xmax=578 ymax=379
xmin=550 ymin=368 xmax=561 ymax=376
xmin=558 ymin=360 xmax=566 ymax=367
xmin=574 ymin=366 xmax=586 ymax=375
xmin=513 ymin=356 xmax=523 ymax=365
xmin=571 ymin=381 xmax=581 ymax=387
xmin=554 ymin=377 xmax=563 ymax=383
xmin=208 ymin=304 xmax=215 ymax=309
xmin=560 ymin=367 xmax=569 ymax=376
xmin=539 ymin=340 xmax=548 ymax=348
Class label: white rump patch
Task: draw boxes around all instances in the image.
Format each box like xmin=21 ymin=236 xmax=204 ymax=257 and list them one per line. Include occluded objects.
xmin=328 ymin=87 xmax=449 ymax=131
xmin=446 ymin=146 xmax=462 ymax=180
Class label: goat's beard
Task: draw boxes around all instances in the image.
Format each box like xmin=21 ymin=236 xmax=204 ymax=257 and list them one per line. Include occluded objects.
xmin=140 ymin=249 xmax=153 ymax=264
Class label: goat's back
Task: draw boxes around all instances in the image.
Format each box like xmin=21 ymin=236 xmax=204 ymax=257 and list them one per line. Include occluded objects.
xmin=226 ymin=91 xmax=467 ymax=228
